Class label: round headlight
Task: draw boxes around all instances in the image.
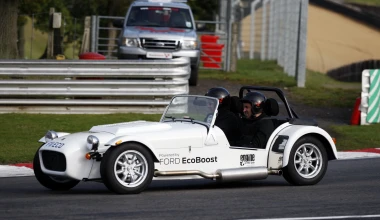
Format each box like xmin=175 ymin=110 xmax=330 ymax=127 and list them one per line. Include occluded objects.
xmin=86 ymin=135 xmax=99 ymax=151
xmin=45 ymin=130 xmax=58 ymax=142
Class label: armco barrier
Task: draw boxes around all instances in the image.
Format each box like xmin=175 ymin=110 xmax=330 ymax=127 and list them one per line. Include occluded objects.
xmin=0 ymin=57 xmax=190 ymax=114
xmin=360 ymin=69 xmax=380 ymax=125
xmin=78 ymin=52 xmax=106 ymax=80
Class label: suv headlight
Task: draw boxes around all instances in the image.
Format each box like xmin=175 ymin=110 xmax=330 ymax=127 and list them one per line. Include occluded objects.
xmin=86 ymin=135 xmax=99 ymax=151
xmin=122 ymin=38 xmax=139 ymax=47
xmin=182 ymin=40 xmax=197 ymax=50
xmin=45 ymin=130 xmax=58 ymax=142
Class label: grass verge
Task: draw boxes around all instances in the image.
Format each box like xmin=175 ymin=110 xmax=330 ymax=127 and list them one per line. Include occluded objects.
xmin=0 ymin=114 xmax=161 ymax=164
xmin=200 ymin=60 xmax=297 ymax=88
xmin=201 ymin=60 xmax=361 ymax=108
xmin=330 ymin=124 xmax=380 ymax=150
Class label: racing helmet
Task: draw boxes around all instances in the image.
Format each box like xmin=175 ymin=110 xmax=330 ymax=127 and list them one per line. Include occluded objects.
xmin=241 ymin=91 xmax=266 ymax=114
xmin=205 ymin=87 xmax=231 ymax=107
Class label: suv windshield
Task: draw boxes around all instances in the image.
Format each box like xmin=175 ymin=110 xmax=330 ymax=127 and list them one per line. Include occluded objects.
xmin=161 ymin=96 xmax=218 ymax=125
xmin=127 ymin=6 xmax=193 ymax=29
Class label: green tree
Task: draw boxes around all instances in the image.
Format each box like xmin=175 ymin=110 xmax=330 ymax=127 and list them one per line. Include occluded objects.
xmin=18 ymin=0 xmax=133 ymax=58
xmin=0 ymin=0 xmax=20 ymax=59
xmin=18 ymin=0 xmax=74 ymax=58
xmin=188 ymin=0 xmax=219 ymax=20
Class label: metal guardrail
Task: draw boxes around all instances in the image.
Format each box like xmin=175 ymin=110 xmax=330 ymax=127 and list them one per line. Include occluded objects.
xmin=0 ymin=57 xmax=190 ymax=114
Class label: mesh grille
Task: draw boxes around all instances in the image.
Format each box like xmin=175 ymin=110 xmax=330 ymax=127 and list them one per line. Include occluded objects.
xmin=41 ymin=150 xmax=66 ymax=172
xmin=141 ymin=38 xmax=179 ymax=50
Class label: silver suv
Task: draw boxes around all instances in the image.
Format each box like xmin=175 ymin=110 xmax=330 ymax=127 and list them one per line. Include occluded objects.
xmin=113 ymin=0 xmax=200 ymax=86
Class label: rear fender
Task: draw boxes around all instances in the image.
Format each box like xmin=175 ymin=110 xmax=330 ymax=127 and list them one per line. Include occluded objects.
xmin=266 ymin=123 xmax=291 ymax=169
xmin=271 ymin=125 xmax=338 ymax=167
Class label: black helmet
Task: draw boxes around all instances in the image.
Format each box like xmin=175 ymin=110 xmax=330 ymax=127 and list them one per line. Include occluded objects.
xmin=241 ymin=91 xmax=266 ymax=114
xmin=205 ymin=87 xmax=231 ymax=107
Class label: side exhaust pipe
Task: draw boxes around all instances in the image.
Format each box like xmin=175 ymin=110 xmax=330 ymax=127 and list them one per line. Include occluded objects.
xmin=154 ymin=167 xmax=283 ymax=182
xmin=154 ymin=170 xmax=218 ymax=179
xmin=216 ymin=167 xmax=268 ymax=182
xmin=268 ymin=170 xmax=283 ymax=175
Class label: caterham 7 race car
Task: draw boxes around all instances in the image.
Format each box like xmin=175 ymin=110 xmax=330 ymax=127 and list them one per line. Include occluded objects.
xmin=33 ymin=86 xmax=338 ymax=194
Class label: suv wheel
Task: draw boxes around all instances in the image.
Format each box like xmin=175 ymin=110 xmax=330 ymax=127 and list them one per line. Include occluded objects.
xmin=189 ymin=65 xmax=198 ymax=86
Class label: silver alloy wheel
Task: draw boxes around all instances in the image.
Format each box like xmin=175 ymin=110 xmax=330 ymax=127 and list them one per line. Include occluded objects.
xmin=293 ymin=143 xmax=323 ymax=179
xmin=114 ymin=150 xmax=148 ymax=187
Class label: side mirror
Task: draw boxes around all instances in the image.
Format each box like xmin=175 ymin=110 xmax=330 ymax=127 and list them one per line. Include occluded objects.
xmin=113 ymin=19 xmax=124 ymax=28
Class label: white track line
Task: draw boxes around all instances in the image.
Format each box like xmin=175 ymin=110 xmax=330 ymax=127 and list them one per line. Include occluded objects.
xmin=239 ymin=214 xmax=380 ymax=220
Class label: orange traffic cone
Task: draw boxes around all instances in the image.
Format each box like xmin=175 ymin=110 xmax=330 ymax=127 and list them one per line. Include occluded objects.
xmin=350 ymin=97 xmax=361 ymax=125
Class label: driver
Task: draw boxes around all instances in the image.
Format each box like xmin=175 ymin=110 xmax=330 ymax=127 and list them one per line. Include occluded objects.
xmin=238 ymin=92 xmax=274 ymax=149
xmin=205 ymin=87 xmax=242 ymax=146
xmin=241 ymin=91 xmax=267 ymax=126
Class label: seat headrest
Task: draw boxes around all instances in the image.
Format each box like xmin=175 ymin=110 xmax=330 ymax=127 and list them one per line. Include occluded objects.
xmin=230 ymin=96 xmax=243 ymax=116
xmin=264 ymin=98 xmax=279 ymax=116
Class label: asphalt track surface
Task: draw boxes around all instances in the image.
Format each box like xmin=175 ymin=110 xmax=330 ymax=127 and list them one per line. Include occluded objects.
xmin=1 ymin=158 xmax=380 ymax=220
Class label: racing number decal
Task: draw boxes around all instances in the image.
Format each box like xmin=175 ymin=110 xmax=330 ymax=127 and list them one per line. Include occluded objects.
xmin=43 ymin=142 xmax=65 ymax=148
xmin=240 ymin=154 xmax=255 ymax=166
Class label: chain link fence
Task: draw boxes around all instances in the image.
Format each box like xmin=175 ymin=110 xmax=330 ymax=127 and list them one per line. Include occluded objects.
xmin=227 ymin=0 xmax=308 ymax=87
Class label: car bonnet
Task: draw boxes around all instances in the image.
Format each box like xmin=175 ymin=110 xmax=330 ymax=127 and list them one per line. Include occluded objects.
xmin=89 ymin=121 xmax=172 ymax=136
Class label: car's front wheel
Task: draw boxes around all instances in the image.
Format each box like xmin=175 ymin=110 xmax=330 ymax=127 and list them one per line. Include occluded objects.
xmin=282 ymin=136 xmax=328 ymax=185
xmin=33 ymin=149 xmax=80 ymax=191
xmin=100 ymin=143 xmax=154 ymax=194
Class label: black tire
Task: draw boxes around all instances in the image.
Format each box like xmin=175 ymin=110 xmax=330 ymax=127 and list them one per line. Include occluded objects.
xmin=100 ymin=143 xmax=154 ymax=194
xmin=189 ymin=65 xmax=199 ymax=86
xmin=33 ymin=149 xmax=80 ymax=191
xmin=282 ymin=136 xmax=328 ymax=186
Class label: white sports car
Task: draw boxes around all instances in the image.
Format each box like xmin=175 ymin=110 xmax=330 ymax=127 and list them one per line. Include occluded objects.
xmin=33 ymin=86 xmax=338 ymax=194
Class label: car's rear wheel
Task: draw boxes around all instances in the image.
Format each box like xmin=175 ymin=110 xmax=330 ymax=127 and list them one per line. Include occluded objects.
xmin=33 ymin=149 xmax=80 ymax=191
xmin=282 ymin=136 xmax=328 ymax=185
xmin=100 ymin=143 xmax=154 ymax=194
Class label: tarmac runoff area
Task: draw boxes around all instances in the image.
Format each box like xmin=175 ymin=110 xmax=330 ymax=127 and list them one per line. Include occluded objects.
xmin=1 ymin=149 xmax=380 ymax=178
